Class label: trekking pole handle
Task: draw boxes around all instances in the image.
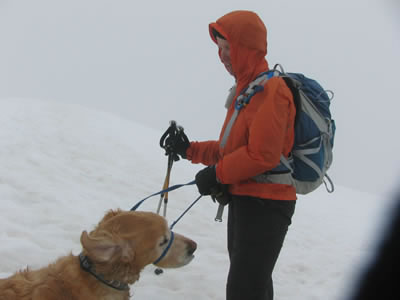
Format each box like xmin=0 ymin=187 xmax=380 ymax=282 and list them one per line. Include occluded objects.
xmin=159 ymin=120 xmax=177 ymax=149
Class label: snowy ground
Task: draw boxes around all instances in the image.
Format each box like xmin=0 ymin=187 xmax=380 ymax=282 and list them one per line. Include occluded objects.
xmin=0 ymin=98 xmax=396 ymax=299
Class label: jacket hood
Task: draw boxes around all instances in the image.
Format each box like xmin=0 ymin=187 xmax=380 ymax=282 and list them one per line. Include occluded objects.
xmin=209 ymin=10 xmax=269 ymax=92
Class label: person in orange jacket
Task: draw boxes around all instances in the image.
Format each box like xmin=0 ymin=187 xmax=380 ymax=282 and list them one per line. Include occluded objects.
xmin=164 ymin=10 xmax=296 ymax=300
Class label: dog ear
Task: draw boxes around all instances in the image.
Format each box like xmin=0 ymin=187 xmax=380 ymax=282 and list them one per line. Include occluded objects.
xmin=119 ymin=240 xmax=135 ymax=263
xmin=80 ymin=230 xmax=120 ymax=262
xmin=101 ymin=209 xmax=123 ymax=223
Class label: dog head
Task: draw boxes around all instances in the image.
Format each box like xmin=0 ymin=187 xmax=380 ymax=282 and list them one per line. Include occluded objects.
xmin=80 ymin=209 xmax=197 ymax=284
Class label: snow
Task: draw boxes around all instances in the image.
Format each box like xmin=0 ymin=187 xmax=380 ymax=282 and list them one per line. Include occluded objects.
xmin=0 ymin=98 xmax=396 ymax=299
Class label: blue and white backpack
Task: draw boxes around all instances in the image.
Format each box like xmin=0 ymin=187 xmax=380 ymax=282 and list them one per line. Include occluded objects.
xmin=222 ymin=64 xmax=336 ymax=194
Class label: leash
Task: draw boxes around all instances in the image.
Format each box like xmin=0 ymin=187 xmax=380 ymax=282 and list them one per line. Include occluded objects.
xmin=131 ymin=179 xmax=201 ymax=274
xmin=153 ymin=194 xmax=202 ymax=265
xmin=130 ymin=180 xmax=202 ymax=229
xmin=130 ymin=180 xmax=196 ymax=211
xmin=170 ymin=194 xmax=202 ymax=230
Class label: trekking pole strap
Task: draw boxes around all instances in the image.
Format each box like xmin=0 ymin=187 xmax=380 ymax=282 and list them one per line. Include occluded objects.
xmin=130 ymin=180 xmax=196 ymax=211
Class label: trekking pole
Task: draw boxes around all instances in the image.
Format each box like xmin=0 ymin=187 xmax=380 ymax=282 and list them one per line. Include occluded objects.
xmin=156 ymin=155 xmax=173 ymax=216
xmin=163 ymin=156 xmax=173 ymax=217
xmin=158 ymin=121 xmax=181 ymax=217
xmin=155 ymin=120 xmax=182 ymax=276
xmin=214 ymin=204 xmax=224 ymax=222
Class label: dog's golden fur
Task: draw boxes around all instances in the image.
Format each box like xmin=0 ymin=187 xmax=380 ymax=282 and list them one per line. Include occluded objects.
xmin=0 ymin=209 xmax=197 ymax=300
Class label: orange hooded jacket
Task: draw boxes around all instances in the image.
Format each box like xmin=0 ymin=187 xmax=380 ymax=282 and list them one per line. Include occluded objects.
xmin=186 ymin=11 xmax=297 ymax=200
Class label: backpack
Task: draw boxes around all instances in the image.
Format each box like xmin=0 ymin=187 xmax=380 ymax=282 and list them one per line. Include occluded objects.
xmin=222 ymin=64 xmax=336 ymax=194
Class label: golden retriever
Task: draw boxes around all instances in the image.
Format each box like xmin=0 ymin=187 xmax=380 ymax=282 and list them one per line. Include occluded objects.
xmin=0 ymin=209 xmax=197 ymax=300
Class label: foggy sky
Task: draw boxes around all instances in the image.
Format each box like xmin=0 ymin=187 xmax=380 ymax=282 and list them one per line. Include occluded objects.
xmin=0 ymin=0 xmax=399 ymax=194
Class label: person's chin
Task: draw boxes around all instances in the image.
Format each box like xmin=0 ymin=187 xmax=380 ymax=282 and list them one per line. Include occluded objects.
xmin=225 ymin=66 xmax=234 ymax=76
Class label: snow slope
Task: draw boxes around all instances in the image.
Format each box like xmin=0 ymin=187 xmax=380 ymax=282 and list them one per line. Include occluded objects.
xmin=0 ymin=98 xmax=395 ymax=299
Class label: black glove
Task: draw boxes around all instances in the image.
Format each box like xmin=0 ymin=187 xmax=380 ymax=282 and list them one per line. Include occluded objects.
xmin=210 ymin=184 xmax=231 ymax=206
xmin=164 ymin=131 xmax=190 ymax=159
xmin=160 ymin=121 xmax=190 ymax=160
xmin=195 ymin=166 xmax=219 ymax=195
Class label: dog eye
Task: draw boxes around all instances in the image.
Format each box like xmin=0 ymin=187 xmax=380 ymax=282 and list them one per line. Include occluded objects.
xmin=159 ymin=236 xmax=169 ymax=247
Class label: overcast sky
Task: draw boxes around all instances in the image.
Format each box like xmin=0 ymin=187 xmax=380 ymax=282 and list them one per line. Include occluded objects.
xmin=0 ymin=0 xmax=399 ymax=194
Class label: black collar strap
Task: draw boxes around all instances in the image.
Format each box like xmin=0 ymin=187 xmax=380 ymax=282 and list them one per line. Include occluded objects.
xmin=79 ymin=253 xmax=129 ymax=291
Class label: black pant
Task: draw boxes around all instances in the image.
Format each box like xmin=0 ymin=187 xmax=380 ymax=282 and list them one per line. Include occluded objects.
xmin=226 ymin=195 xmax=296 ymax=300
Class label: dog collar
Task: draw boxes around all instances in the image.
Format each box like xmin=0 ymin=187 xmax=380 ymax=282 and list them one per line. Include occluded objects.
xmin=79 ymin=253 xmax=129 ymax=291
xmin=153 ymin=231 xmax=175 ymax=265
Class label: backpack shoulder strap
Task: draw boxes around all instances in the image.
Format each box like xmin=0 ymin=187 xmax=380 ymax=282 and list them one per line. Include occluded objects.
xmin=220 ymin=71 xmax=276 ymax=148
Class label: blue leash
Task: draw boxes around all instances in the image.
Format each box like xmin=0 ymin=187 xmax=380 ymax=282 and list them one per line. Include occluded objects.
xmin=169 ymin=194 xmax=202 ymax=229
xmin=152 ymin=193 xmax=202 ymax=265
xmin=130 ymin=180 xmax=195 ymax=211
xmin=130 ymin=180 xmax=202 ymax=229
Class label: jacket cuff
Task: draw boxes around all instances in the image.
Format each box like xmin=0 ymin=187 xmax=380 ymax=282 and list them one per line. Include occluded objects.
xmin=215 ymin=163 xmax=223 ymax=184
xmin=185 ymin=142 xmax=193 ymax=160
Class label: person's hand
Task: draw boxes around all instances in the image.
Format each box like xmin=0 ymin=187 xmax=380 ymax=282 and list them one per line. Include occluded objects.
xmin=164 ymin=130 xmax=190 ymax=159
xmin=195 ymin=166 xmax=219 ymax=195
xmin=211 ymin=184 xmax=231 ymax=206
xmin=160 ymin=121 xmax=190 ymax=161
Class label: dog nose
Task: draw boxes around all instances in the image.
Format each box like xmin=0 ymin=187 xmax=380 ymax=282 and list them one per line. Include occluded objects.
xmin=187 ymin=240 xmax=197 ymax=255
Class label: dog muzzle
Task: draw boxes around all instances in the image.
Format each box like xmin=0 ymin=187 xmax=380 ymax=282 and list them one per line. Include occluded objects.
xmin=153 ymin=231 xmax=175 ymax=265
